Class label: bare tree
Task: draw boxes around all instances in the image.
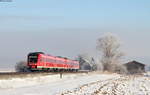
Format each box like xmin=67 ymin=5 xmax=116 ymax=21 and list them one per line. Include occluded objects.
xmin=15 ymin=61 xmax=30 ymax=72
xmin=93 ymin=56 xmax=103 ymax=71
xmin=96 ymin=33 xmax=127 ymax=73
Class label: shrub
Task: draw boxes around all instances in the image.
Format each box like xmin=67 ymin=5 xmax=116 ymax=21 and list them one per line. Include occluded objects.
xmin=15 ymin=61 xmax=30 ymax=72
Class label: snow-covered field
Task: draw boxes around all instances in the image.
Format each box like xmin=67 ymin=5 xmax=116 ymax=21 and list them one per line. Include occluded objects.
xmin=62 ymin=74 xmax=150 ymax=95
xmin=0 ymin=72 xmax=150 ymax=95
xmin=0 ymin=69 xmax=15 ymax=72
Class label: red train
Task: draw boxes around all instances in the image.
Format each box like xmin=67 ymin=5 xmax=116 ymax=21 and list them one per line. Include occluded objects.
xmin=27 ymin=52 xmax=79 ymax=71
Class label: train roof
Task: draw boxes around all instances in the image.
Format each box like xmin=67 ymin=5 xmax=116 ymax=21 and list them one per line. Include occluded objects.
xmin=28 ymin=52 xmax=78 ymax=62
xmin=28 ymin=52 xmax=44 ymax=55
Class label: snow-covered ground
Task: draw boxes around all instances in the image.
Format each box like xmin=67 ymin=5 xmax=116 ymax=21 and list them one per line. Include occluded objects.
xmin=61 ymin=74 xmax=150 ymax=95
xmin=0 ymin=72 xmax=150 ymax=95
xmin=0 ymin=69 xmax=15 ymax=72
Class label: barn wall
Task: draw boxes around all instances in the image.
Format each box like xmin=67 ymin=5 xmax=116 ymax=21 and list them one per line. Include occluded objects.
xmin=124 ymin=62 xmax=145 ymax=74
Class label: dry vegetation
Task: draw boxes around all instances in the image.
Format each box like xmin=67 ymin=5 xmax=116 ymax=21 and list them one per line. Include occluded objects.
xmin=15 ymin=61 xmax=29 ymax=72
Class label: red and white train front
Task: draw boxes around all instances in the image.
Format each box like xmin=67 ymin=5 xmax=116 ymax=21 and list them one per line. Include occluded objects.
xmin=28 ymin=52 xmax=79 ymax=71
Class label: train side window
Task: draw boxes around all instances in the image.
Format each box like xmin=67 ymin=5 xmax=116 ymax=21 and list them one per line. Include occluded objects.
xmin=61 ymin=60 xmax=64 ymax=64
xmin=40 ymin=58 xmax=42 ymax=62
xmin=59 ymin=60 xmax=61 ymax=64
xmin=56 ymin=60 xmax=59 ymax=64
xmin=57 ymin=60 xmax=61 ymax=64
xmin=53 ymin=59 xmax=56 ymax=63
xmin=40 ymin=57 xmax=44 ymax=62
xmin=50 ymin=59 xmax=54 ymax=63
xmin=46 ymin=58 xmax=49 ymax=63
xmin=43 ymin=58 xmax=46 ymax=63
xmin=49 ymin=59 xmax=51 ymax=63
xmin=49 ymin=58 xmax=51 ymax=63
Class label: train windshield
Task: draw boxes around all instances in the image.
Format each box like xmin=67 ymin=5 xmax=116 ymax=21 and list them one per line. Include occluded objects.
xmin=28 ymin=56 xmax=38 ymax=63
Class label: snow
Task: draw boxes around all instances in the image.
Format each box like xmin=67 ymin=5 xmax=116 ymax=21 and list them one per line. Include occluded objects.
xmin=61 ymin=73 xmax=150 ymax=95
xmin=0 ymin=72 xmax=150 ymax=95
xmin=0 ymin=74 xmax=60 ymax=89
xmin=0 ymin=69 xmax=15 ymax=72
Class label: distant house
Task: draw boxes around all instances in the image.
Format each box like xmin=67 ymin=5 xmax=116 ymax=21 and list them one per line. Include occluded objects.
xmin=79 ymin=58 xmax=92 ymax=70
xmin=124 ymin=61 xmax=145 ymax=74
xmin=78 ymin=57 xmax=96 ymax=71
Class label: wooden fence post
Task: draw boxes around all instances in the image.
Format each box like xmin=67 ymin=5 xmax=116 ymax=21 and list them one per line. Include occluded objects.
xmin=60 ymin=72 xmax=63 ymax=79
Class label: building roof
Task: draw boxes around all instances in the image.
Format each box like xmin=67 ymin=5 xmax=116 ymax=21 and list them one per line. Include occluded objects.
xmin=125 ymin=60 xmax=145 ymax=66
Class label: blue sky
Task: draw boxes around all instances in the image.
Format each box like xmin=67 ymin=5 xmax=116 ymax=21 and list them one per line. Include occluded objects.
xmin=0 ymin=0 xmax=150 ymax=69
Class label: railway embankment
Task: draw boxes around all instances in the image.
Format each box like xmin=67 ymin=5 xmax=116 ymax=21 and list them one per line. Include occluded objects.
xmin=0 ymin=71 xmax=89 ymax=79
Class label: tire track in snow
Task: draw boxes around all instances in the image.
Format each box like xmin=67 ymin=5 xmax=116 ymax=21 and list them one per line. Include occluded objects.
xmin=93 ymin=76 xmax=129 ymax=95
xmin=60 ymin=76 xmax=122 ymax=95
xmin=60 ymin=75 xmax=150 ymax=95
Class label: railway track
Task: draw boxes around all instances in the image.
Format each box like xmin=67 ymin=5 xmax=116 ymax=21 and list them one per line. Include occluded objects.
xmin=0 ymin=71 xmax=89 ymax=79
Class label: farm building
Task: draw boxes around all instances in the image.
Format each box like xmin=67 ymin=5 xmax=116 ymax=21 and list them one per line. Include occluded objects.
xmin=78 ymin=57 xmax=92 ymax=70
xmin=124 ymin=61 xmax=145 ymax=74
xmin=78 ymin=57 xmax=97 ymax=71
